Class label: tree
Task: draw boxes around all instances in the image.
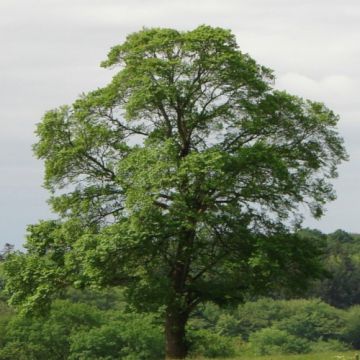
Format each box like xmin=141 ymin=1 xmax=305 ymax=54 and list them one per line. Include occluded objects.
xmin=4 ymin=26 xmax=347 ymax=359
xmin=0 ymin=244 xmax=14 ymax=262
xmin=308 ymin=230 xmax=360 ymax=308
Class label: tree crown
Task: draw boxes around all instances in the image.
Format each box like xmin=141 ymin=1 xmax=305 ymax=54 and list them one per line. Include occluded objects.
xmin=5 ymin=26 xmax=347 ymax=314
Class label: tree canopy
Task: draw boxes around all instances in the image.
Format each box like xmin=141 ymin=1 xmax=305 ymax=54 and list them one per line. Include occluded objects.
xmin=4 ymin=25 xmax=347 ymax=359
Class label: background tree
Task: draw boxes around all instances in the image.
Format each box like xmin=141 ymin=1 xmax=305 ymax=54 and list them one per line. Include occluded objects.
xmin=4 ymin=26 xmax=347 ymax=359
xmin=307 ymin=230 xmax=360 ymax=308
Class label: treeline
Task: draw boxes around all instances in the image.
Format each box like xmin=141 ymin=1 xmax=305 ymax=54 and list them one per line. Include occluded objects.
xmin=0 ymin=229 xmax=359 ymax=359
xmin=305 ymin=229 xmax=360 ymax=308
xmin=0 ymin=291 xmax=359 ymax=358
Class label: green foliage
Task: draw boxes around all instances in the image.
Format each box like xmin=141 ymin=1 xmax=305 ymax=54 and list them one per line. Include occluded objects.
xmin=308 ymin=230 xmax=360 ymax=308
xmin=69 ymin=313 xmax=163 ymax=360
xmin=0 ymin=300 xmax=103 ymax=360
xmin=0 ymin=295 xmax=163 ymax=360
xmin=275 ymin=300 xmax=345 ymax=341
xmin=0 ymin=302 xmax=13 ymax=349
xmin=342 ymin=305 xmax=360 ymax=349
xmin=248 ymin=327 xmax=311 ymax=355
xmin=3 ymin=25 xmax=348 ymax=358
xmin=63 ymin=287 xmax=126 ymax=311
xmin=0 ymin=293 xmax=359 ymax=358
xmin=309 ymin=339 xmax=350 ymax=352
xmin=192 ymin=298 xmax=348 ymax=352
xmin=188 ymin=329 xmax=236 ymax=358
xmin=0 ymin=341 xmax=41 ymax=360
xmin=231 ymin=298 xmax=291 ymax=339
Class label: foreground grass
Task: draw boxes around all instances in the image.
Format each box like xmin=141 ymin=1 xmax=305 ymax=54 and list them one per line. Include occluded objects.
xmin=238 ymin=352 xmax=358 ymax=360
xmin=193 ymin=351 xmax=359 ymax=360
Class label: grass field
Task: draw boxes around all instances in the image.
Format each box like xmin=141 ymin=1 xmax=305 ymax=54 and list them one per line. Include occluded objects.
xmin=237 ymin=352 xmax=359 ymax=360
xmin=193 ymin=352 xmax=360 ymax=360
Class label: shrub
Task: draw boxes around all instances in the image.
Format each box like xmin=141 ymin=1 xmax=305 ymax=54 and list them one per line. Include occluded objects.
xmin=248 ymin=327 xmax=310 ymax=355
xmin=342 ymin=305 xmax=360 ymax=349
xmin=69 ymin=313 xmax=163 ymax=360
xmin=310 ymin=339 xmax=350 ymax=352
xmin=234 ymin=298 xmax=289 ymax=339
xmin=215 ymin=313 xmax=241 ymax=337
xmin=1 ymin=300 xmax=103 ymax=360
xmin=188 ymin=329 xmax=236 ymax=358
xmin=0 ymin=341 xmax=38 ymax=360
xmin=275 ymin=299 xmax=345 ymax=341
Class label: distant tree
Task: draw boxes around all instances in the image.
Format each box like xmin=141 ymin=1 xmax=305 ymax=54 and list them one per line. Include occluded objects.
xmin=0 ymin=244 xmax=14 ymax=262
xmin=0 ymin=243 xmax=14 ymax=295
xmin=4 ymin=26 xmax=347 ymax=359
xmin=309 ymin=230 xmax=360 ymax=308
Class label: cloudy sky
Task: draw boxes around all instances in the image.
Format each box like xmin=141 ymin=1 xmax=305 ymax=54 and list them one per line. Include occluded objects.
xmin=0 ymin=0 xmax=359 ymax=247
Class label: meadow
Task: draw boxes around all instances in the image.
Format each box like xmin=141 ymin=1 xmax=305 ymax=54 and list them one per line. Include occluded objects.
xmin=195 ymin=352 xmax=359 ymax=360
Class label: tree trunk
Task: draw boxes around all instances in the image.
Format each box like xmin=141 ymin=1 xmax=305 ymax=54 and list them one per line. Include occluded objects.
xmin=165 ymin=307 xmax=189 ymax=359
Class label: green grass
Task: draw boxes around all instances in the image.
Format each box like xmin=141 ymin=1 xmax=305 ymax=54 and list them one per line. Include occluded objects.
xmin=192 ymin=351 xmax=359 ymax=360
xmin=237 ymin=352 xmax=358 ymax=360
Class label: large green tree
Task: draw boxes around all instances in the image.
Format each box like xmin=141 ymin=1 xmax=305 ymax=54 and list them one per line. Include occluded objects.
xmin=4 ymin=26 xmax=347 ymax=359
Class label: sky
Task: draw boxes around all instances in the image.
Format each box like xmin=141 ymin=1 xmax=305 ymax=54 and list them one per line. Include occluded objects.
xmin=0 ymin=0 xmax=359 ymax=247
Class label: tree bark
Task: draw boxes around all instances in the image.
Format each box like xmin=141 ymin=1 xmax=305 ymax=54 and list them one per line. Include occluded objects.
xmin=165 ymin=307 xmax=189 ymax=359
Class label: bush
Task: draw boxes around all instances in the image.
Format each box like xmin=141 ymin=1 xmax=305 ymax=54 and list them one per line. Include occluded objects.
xmin=342 ymin=305 xmax=360 ymax=349
xmin=189 ymin=302 xmax=223 ymax=331
xmin=0 ymin=342 xmax=35 ymax=360
xmin=0 ymin=302 xmax=13 ymax=349
xmin=275 ymin=299 xmax=345 ymax=341
xmin=214 ymin=313 xmax=241 ymax=337
xmin=248 ymin=327 xmax=310 ymax=355
xmin=234 ymin=298 xmax=290 ymax=339
xmin=1 ymin=300 xmax=103 ymax=360
xmin=0 ymin=299 xmax=163 ymax=360
xmin=310 ymin=339 xmax=350 ymax=352
xmin=188 ymin=329 xmax=236 ymax=358
xmin=69 ymin=313 xmax=163 ymax=360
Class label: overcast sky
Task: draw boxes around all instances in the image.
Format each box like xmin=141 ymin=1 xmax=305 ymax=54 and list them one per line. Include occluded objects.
xmin=0 ymin=0 xmax=359 ymax=247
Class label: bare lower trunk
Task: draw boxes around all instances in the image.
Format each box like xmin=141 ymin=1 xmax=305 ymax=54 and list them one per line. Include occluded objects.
xmin=165 ymin=308 xmax=189 ymax=359
xmin=165 ymin=228 xmax=195 ymax=359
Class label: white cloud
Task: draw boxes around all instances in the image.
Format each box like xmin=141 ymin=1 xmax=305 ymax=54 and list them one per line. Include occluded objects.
xmin=276 ymin=73 xmax=359 ymax=114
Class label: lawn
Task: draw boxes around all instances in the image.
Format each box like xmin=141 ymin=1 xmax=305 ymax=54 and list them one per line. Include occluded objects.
xmin=238 ymin=352 xmax=359 ymax=360
xmin=193 ymin=352 xmax=359 ymax=360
